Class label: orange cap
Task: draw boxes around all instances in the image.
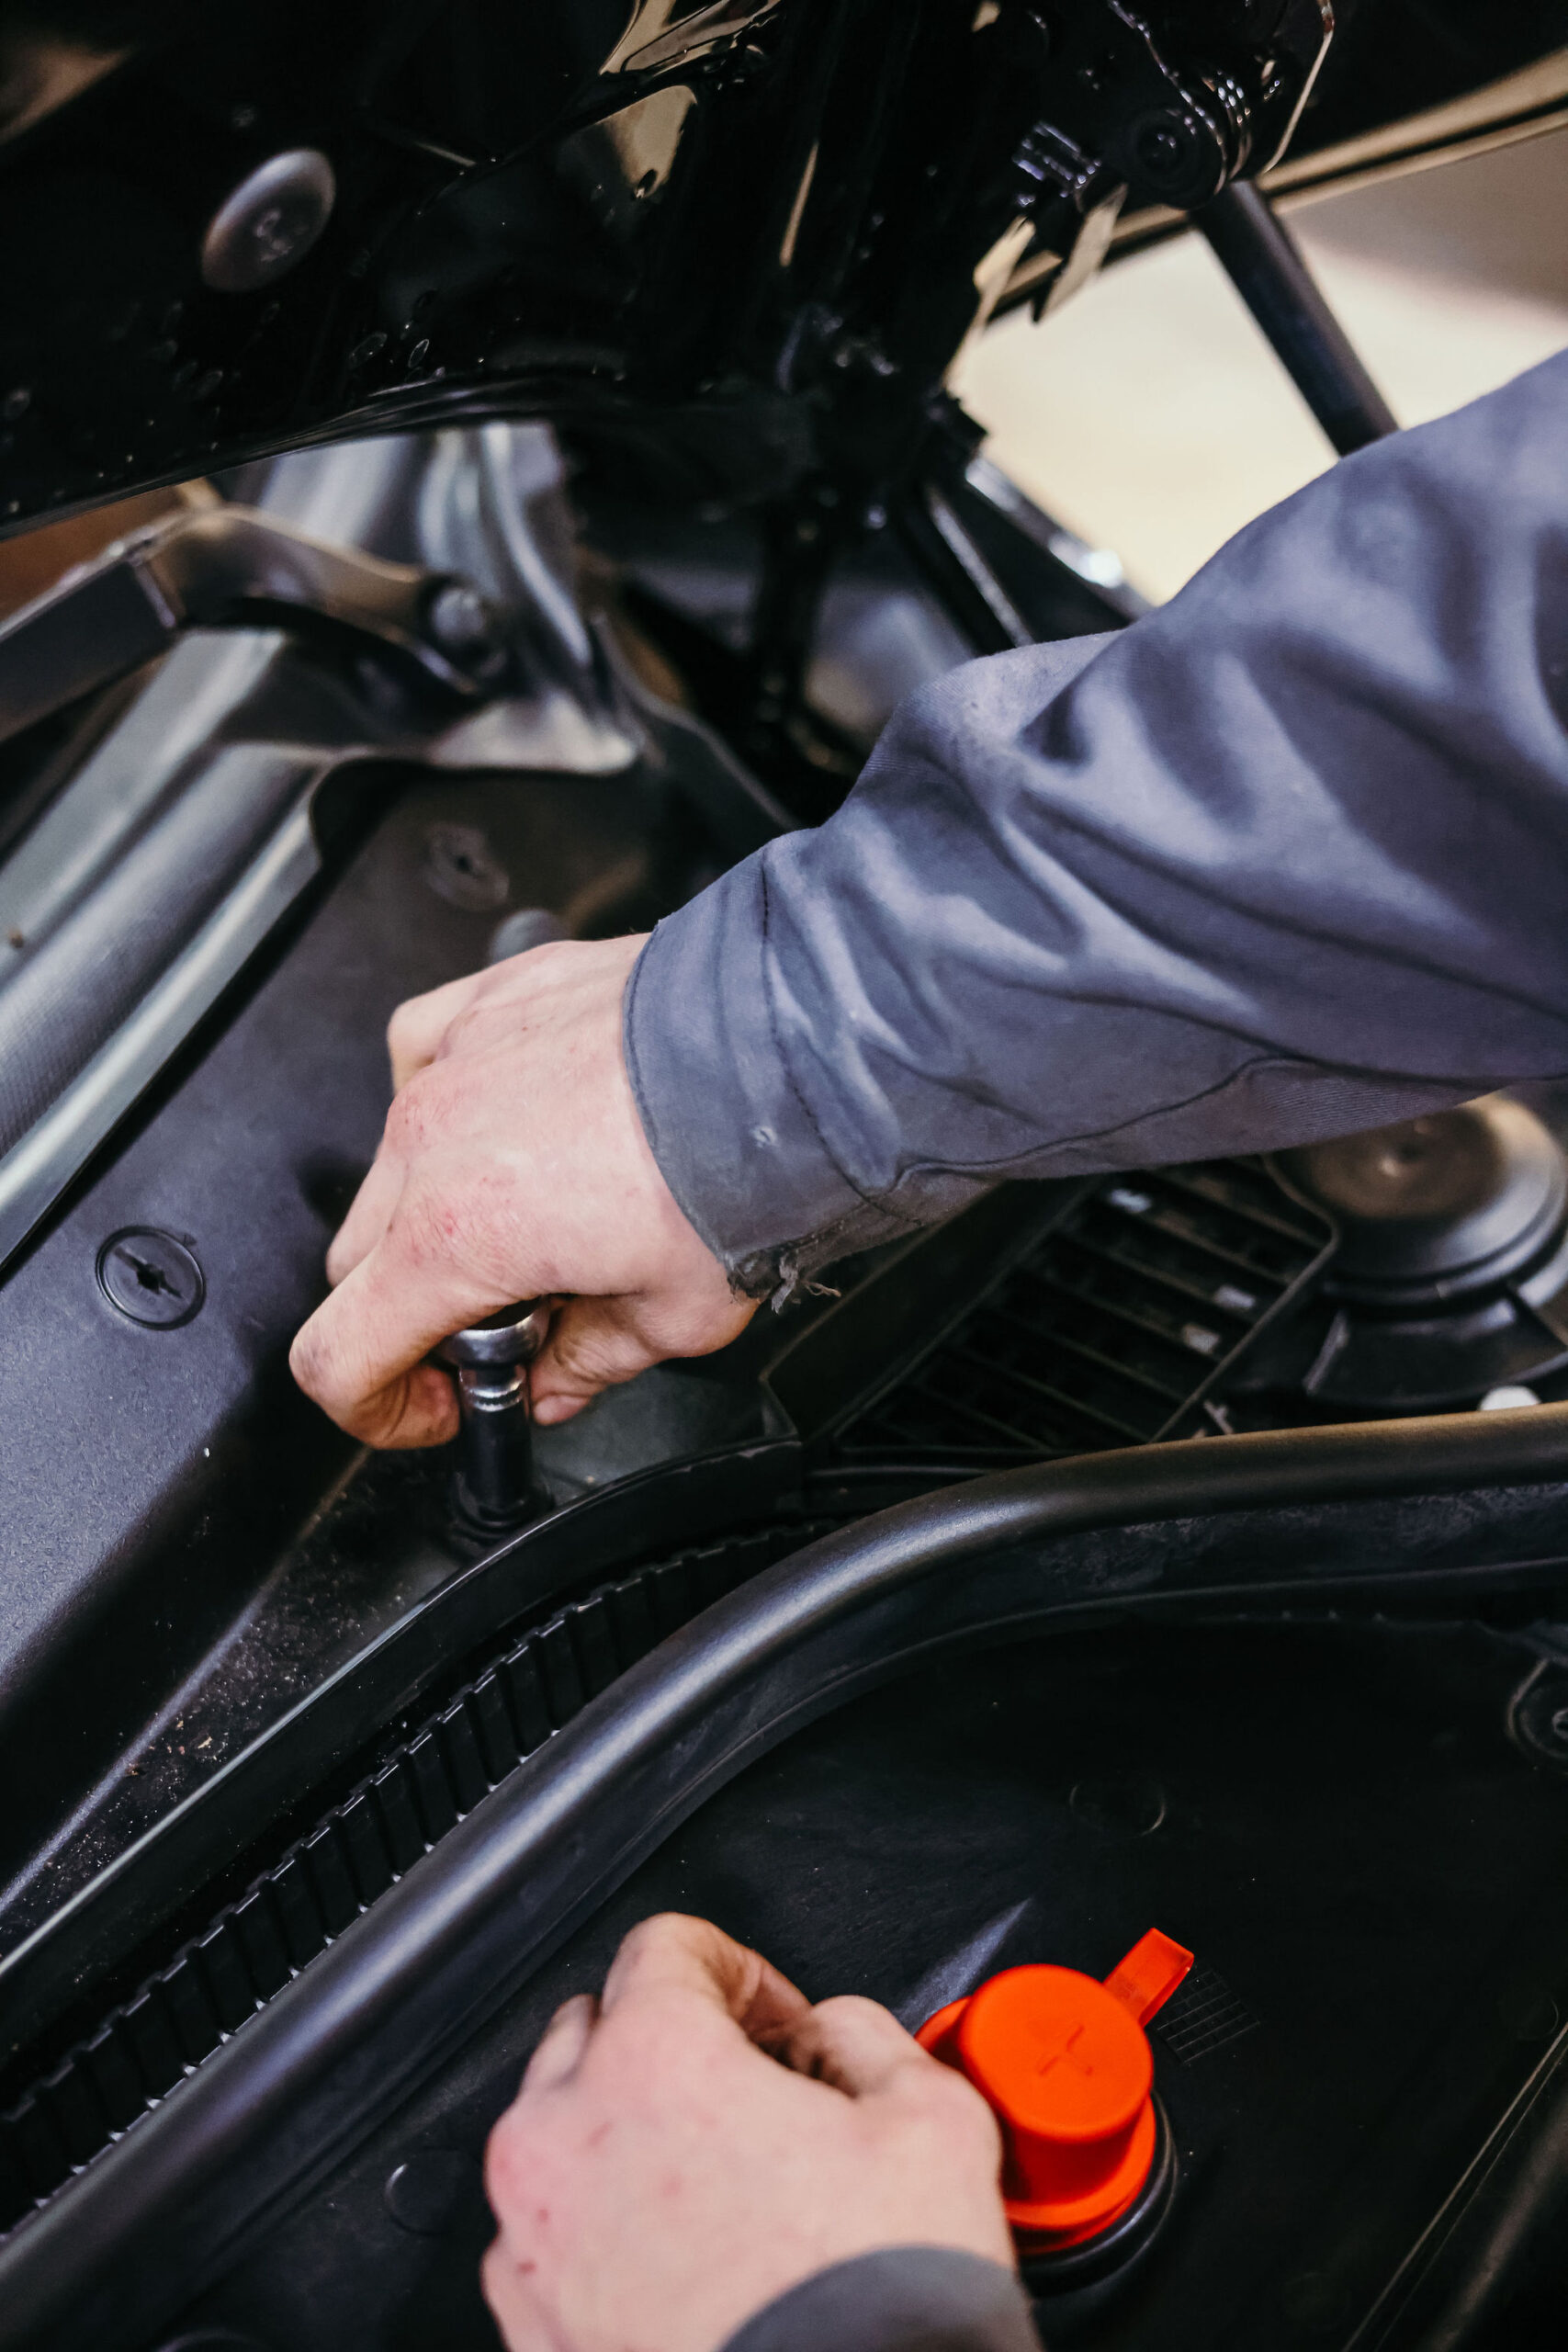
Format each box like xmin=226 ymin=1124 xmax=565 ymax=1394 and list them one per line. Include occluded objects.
xmin=918 ymin=1928 xmax=1192 ymax=2250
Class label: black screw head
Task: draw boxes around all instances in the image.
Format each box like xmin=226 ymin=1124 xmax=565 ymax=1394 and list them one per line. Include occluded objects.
xmin=1134 ymin=113 xmax=1195 ymax=175
xmin=426 ymin=582 xmax=497 ymax=656
xmin=96 ymin=1229 xmax=205 ymax=1329
xmin=1122 ymin=107 xmax=1219 ymax=207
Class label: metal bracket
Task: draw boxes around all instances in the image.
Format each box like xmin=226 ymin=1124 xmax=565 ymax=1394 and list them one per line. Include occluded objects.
xmin=0 ymin=505 xmax=509 ymax=751
xmin=1012 ymin=0 xmax=1334 ymax=225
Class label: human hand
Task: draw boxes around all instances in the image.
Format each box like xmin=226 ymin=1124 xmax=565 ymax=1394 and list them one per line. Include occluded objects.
xmin=288 ymin=936 xmax=756 ymax=1446
xmin=481 ymin=1913 xmax=1012 ymax=2352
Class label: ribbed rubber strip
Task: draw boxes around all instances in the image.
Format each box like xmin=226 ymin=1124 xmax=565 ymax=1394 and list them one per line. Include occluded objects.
xmin=0 ymin=1516 xmax=825 ymax=2232
xmin=10 ymin=1408 xmax=1568 ymax=2352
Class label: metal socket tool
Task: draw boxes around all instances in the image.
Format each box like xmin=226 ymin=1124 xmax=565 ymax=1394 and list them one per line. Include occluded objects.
xmin=434 ymin=1300 xmax=552 ymax=1532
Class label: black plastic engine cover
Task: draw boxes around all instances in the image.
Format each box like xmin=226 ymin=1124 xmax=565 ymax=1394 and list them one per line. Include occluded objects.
xmin=0 ymin=753 xmax=697 ymax=1960
xmin=159 ymin=1615 xmax=1568 ymax=2352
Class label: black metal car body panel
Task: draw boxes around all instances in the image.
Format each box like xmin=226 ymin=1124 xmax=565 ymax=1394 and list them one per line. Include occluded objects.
xmin=0 ymin=2 xmax=1562 ymax=534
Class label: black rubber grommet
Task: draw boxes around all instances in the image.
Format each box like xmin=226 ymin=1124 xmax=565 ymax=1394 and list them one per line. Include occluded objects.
xmin=1019 ymin=2095 xmax=1179 ymax=2296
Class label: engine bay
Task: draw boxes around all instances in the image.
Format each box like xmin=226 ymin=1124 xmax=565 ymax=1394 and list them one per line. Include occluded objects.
xmin=3 ymin=419 xmax=1568 ymax=2350
xmin=6 ymin=3 xmax=1568 ymax=2345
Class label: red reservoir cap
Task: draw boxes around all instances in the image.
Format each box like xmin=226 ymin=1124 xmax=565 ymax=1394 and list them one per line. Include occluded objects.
xmin=918 ymin=1928 xmax=1192 ymax=2249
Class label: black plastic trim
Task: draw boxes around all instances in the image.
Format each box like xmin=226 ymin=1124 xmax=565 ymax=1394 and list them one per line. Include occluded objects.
xmin=0 ymin=1520 xmax=826 ymax=2224
xmin=7 ymin=1407 xmax=1568 ymax=2350
xmin=0 ymin=1435 xmax=802 ymax=2064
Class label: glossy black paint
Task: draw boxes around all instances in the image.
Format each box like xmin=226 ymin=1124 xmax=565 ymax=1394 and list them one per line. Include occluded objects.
xmin=0 ymin=0 xmax=1563 ymax=534
xmin=0 ymin=0 xmax=1016 ymax=522
xmin=1298 ymin=0 xmax=1568 ymax=161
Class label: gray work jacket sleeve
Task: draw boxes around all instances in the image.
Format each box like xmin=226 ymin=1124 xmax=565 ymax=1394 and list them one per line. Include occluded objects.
xmin=624 ymin=348 xmax=1568 ymax=1297
xmin=718 ymin=2248 xmax=1039 ymax=2352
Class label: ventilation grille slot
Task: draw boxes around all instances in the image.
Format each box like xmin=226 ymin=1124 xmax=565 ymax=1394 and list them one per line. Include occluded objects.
xmin=0 ymin=1518 xmax=826 ymax=2237
xmin=1152 ymin=1963 xmax=1260 ymax=2064
xmin=841 ymin=1160 xmax=1331 ymax=1462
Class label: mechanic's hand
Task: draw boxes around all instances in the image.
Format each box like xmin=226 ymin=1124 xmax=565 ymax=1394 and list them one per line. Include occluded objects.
xmin=482 ymin=1914 xmax=1012 ymax=2352
xmin=288 ymin=936 xmax=756 ymax=1446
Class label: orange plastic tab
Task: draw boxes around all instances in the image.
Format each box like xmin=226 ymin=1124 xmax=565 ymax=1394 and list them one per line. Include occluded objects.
xmin=918 ymin=1928 xmax=1189 ymax=2251
xmin=1102 ymin=1928 xmax=1194 ymax=2028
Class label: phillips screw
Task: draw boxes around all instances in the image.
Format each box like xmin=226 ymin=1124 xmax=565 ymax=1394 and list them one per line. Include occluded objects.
xmin=434 ymin=1301 xmax=552 ymax=1532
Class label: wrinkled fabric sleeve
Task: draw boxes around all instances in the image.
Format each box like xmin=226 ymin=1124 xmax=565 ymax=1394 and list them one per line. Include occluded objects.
xmin=717 ymin=2248 xmax=1039 ymax=2352
xmin=624 ymin=349 xmax=1568 ymax=1297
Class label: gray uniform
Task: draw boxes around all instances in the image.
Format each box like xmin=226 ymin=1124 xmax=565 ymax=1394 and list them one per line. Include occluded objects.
xmin=626 ymin=349 xmax=1568 ymax=1296
xmin=720 ymin=2248 xmax=1039 ymax=2352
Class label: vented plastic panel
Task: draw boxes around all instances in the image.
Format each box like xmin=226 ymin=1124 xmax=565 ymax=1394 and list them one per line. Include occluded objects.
xmin=840 ymin=1160 xmax=1333 ymax=1462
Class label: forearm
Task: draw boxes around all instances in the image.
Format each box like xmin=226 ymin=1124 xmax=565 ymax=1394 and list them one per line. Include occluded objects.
xmin=626 ymin=349 xmax=1568 ymax=1294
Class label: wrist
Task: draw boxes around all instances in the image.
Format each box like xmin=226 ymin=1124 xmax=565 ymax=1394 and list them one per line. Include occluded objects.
xmin=626 ymin=868 xmax=957 ymax=1300
xmin=717 ymin=2249 xmax=1036 ymax=2352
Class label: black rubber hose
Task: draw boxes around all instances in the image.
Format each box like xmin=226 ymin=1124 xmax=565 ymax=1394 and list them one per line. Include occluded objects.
xmin=7 ymin=1406 xmax=1568 ymax=2351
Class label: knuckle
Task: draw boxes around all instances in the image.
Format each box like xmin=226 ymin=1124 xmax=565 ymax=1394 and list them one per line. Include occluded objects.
xmin=928 ymin=2065 xmax=1003 ymax=2143
xmin=389 ymin=1182 xmax=449 ymax=1270
xmin=383 ymin=1080 xmax=432 ymax=1153
xmin=288 ymin=1324 xmax=325 ymax=1395
xmin=483 ymin=2108 xmax=535 ymax=2211
xmin=616 ymin=1912 xmax=683 ymax=1965
xmin=814 ymin=1993 xmax=888 ymax=2029
xmin=386 ymin=994 xmax=439 ymax=1073
xmin=288 ymin=1314 xmax=348 ymax=1408
xmin=547 ymin=1317 xmax=652 ymax=1393
xmin=547 ymin=1331 xmax=615 ymax=1388
xmin=386 ymin=998 xmax=417 ymax=1057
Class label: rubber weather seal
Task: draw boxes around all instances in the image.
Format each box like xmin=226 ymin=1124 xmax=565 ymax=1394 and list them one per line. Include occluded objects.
xmin=7 ymin=1406 xmax=1568 ymax=2352
xmin=0 ymin=1517 xmax=828 ymax=2219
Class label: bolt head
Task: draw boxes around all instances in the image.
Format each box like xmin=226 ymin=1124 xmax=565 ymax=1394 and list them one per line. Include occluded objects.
xmin=427 ymin=582 xmax=496 ymax=656
xmin=1122 ymin=107 xmax=1218 ymax=206
xmin=201 ymin=149 xmax=336 ymax=293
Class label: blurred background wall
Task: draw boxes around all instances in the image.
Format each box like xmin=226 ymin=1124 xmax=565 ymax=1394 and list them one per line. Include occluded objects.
xmin=955 ymin=130 xmax=1568 ymax=603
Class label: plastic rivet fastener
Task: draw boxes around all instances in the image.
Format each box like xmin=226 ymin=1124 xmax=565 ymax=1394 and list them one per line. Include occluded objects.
xmin=96 ymin=1228 xmax=205 ymax=1329
xmin=384 ymin=2148 xmax=480 ymax=2236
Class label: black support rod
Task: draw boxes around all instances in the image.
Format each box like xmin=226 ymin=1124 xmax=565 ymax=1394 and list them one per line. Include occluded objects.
xmin=1194 ymin=180 xmax=1398 ymax=457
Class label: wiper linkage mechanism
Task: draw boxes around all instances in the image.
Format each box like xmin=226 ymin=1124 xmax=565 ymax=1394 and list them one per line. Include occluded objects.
xmin=0 ymin=504 xmax=508 ymax=750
